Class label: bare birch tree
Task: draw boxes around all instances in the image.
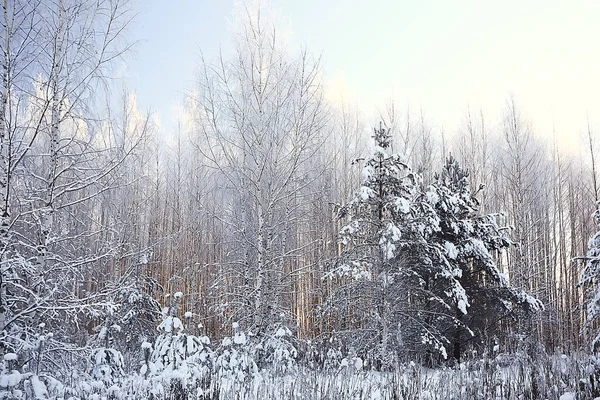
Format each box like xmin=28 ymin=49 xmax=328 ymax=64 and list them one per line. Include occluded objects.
xmin=191 ymin=4 xmax=329 ymax=334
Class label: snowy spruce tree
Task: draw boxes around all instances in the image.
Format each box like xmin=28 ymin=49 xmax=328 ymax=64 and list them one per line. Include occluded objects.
xmin=328 ymin=125 xmax=542 ymax=366
xmin=425 ymin=156 xmax=543 ymax=361
xmin=326 ymin=123 xmax=437 ymax=367
xmin=215 ymin=322 xmax=258 ymax=395
xmin=92 ymin=275 xmax=162 ymax=357
xmin=145 ymin=292 xmax=214 ymax=398
xmin=255 ymin=325 xmax=298 ymax=375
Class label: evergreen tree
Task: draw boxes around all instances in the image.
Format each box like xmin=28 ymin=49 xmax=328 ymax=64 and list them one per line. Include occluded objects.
xmin=426 ymin=156 xmax=543 ymax=361
xmin=326 ymin=124 xmax=445 ymax=367
xmin=146 ymin=293 xmax=214 ymax=398
xmin=215 ymin=322 xmax=258 ymax=395
xmin=327 ymin=127 xmax=543 ymax=366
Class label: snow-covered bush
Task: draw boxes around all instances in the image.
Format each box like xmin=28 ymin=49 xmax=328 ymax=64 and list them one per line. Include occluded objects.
xmin=256 ymin=325 xmax=298 ymax=375
xmin=339 ymin=347 xmax=365 ymax=373
xmin=90 ymin=347 xmax=125 ymax=385
xmin=0 ymin=353 xmax=23 ymax=399
xmin=324 ymin=347 xmax=344 ymax=371
xmin=145 ymin=293 xmax=214 ymax=398
xmin=215 ymin=323 xmax=258 ymax=389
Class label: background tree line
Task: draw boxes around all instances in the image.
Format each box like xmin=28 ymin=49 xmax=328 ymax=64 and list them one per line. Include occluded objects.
xmin=1 ymin=1 xmax=599 ymax=395
xmin=124 ymin=8 xmax=599 ymax=360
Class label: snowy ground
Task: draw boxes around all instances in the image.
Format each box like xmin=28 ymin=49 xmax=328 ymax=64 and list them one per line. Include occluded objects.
xmin=3 ymin=351 xmax=600 ymax=399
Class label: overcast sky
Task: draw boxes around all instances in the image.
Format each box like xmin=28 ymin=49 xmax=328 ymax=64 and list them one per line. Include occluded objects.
xmin=123 ymin=0 xmax=600 ymax=151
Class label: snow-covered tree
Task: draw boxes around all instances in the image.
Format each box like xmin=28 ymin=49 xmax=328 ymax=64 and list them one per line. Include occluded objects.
xmin=581 ymin=202 xmax=600 ymax=351
xmin=326 ymin=123 xmax=430 ymax=367
xmin=0 ymin=0 xmax=142 ymax=386
xmin=147 ymin=292 xmax=214 ymax=398
xmin=90 ymin=347 xmax=125 ymax=387
xmin=256 ymin=325 xmax=298 ymax=375
xmin=215 ymin=322 xmax=258 ymax=395
xmin=90 ymin=274 xmax=161 ymax=373
xmin=425 ymin=156 xmax=543 ymax=361
xmin=80 ymin=277 xmax=160 ymax=399
xmin=192 ymin=3 xmax=328 ymax=335
xmin=327 ymin=126 xmax=542 ymax=366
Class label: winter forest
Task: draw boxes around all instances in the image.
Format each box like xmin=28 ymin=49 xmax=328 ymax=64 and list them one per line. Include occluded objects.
xmin=1 ymin=0 xmax=600 ymax=399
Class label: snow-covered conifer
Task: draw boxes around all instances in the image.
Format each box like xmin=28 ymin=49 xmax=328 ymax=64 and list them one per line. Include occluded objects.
xmin=425 ymin=156 xmax=543 ymax=361
xmin=326 ymin=123 xmax=429 ymax=367
xmin=256 ymin=325 xmax=298 ymax=375
xmin=148 ymin=293 xmax=214 ymax=398
xmin=90 ymin=347 xmax=125 ymax=386
xmin=327 ymin=127 xmax=543 ymax=366
xmin=215 ymin=322 xmax=258 ymax=389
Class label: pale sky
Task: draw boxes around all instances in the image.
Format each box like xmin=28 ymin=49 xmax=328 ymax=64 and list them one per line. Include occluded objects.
xmin=124 ymin=0 xmax=600 ymax=151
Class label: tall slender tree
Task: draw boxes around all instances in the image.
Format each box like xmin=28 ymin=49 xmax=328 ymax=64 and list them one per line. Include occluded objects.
xmin=581 ymin=202 xmax=600 ymax=350
xmin=192 ymin=3 xmax=328 ymax=334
